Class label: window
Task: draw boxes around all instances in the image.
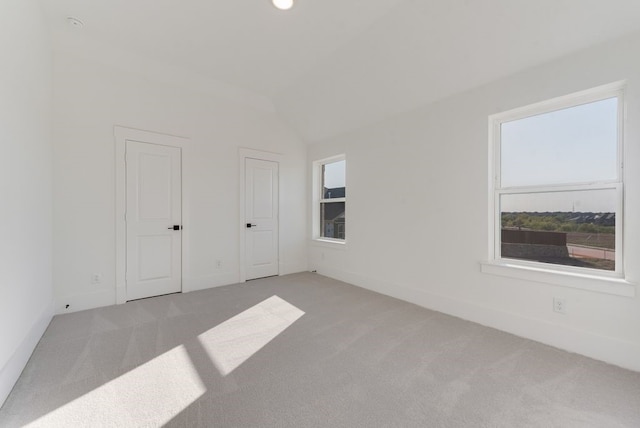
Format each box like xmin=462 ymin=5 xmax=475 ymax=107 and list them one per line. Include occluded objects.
xmin=489 ymin=83 xmax=624 ymax=277
xmin=314 ymin=156 xmax=346 ymax=241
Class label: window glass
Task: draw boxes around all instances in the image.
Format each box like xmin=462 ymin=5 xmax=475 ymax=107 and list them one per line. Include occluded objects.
xmin=500 ymin=189 xmax=616 ymax=271
xmin=500 ymin=97 xmax=617 ymax=188
xmin=316 ymin=157 xmax=346 ymax=241
xmin=320 ymin=202 xmax=346 ymax=239
xmin=322 ymin=160 xmax=346 ymax=199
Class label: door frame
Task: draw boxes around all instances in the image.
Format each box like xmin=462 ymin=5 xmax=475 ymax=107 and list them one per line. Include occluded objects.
xmin=239 ymin=148 xmax=282 ymax=283
xmin=115 ymin=126 xmax=190 ymax=304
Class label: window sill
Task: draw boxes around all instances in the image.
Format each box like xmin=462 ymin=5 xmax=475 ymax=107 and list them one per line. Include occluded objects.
xmin=310 ymin=238 xmax=348 ymax=250
xmin=480 ymin=261 xmax=635 ymax=297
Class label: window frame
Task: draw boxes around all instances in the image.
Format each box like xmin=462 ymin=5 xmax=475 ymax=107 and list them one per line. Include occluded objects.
xmin=487 ymin=82 xmax=626 ymax=282
xmin=312 ymin=154 xmax=346 ymax=243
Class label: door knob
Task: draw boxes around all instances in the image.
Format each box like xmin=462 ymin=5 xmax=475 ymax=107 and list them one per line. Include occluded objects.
xmin=167 ymin=225 xmax=181 ymax=230
xmin=246 ymin=223 xmax=257 ymax=228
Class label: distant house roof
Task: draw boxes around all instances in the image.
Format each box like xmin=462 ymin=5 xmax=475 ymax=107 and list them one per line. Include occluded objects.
xmin=322 ymin=200 xmax=345 ymax=221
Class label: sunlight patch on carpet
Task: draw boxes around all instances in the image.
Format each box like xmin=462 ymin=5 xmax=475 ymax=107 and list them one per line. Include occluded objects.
xmin=28 ymin=345 xmax=205 ymax=427
xmin=198 ymin=295 xmax=305 ymax=376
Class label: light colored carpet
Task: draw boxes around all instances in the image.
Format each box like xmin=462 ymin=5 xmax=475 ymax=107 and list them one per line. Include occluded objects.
xmin=1 ymin=272 xmax=639 ymax=427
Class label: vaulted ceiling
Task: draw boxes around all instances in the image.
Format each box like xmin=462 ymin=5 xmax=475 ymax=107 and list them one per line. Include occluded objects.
xmin=40 ymin=0 xmax=640 ymax=141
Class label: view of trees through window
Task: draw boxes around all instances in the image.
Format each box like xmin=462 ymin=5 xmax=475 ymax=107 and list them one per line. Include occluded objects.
xmin=501 ymin=211 xmax=615 ymax=271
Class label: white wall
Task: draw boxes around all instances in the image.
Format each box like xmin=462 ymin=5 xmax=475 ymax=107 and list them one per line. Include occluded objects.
xmin=308 ymin=32 xmax=640 ymax=371
xmin=0 ymin=0 xmax=54 ymax=406
xmin=53 ymin=52 xmax=307 ymax=313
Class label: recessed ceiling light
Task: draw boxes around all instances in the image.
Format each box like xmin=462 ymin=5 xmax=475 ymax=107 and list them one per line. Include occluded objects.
xmin=67 ymin=16 xmax=84 ymax=28
xmin=272 ymin=0 xmax=294 ymax=10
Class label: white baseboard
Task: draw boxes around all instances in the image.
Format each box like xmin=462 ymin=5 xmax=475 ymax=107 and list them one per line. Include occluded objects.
xmin=59 ymin=272 xmax=260 ymax=313
xmin=316 ymin=266 xmax=640 ymax=373
xmin=56 ymin=288 xmax=116 ymax=314
xmin=280 ymin=262 xmax=309 ymax=276
xmin=0 ymin=299 xmax=54 ymax=408
xmin=183 ymin=273 xmax=240 ymax=293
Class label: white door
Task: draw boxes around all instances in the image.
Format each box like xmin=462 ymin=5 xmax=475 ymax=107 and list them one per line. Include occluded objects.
xmin=126 ymin=140 xmax=182 ymax=300
xmin=245 ymin=158 xmax=279 ymax=280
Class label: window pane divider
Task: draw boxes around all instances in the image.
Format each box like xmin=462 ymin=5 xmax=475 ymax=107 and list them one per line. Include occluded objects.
xmin=497 ymin=182 xmax=620 ymax=195
xmin=319 ymin=197 xmax=346 ymax=203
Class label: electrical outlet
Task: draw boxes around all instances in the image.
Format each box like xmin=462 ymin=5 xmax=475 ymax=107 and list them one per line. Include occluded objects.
xmin=553 ymin=297 xmax=567 ymax=314
xmin=91 ymin=273 xmax=102 ymax=284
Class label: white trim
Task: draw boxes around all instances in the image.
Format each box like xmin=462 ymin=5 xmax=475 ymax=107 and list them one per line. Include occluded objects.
xmin=310 ymin=238 xmax=348 ymax=249
xmin=56 ymin=288 xmax=116 ymax=314
xmin=489 ymin=81 xmax=626 ymax=127
xmin=319 ymin=197 xmax=346 ymax=203
xmin=487 ymin=83 xmax=626 ymax=287
xmin=313 ymin=268 xmax=640 ymax=372
xmin=480 ymin=261 xmax=634 ymax=297
xmin=238 ymin=148 xmax=283 ymax=283
xmin=616 ymin=92 xmax=626 ymax=276
xmin=312 ymin=154 xmax=346 ymax=242
xmin=498 ymin=182 xmax=620 ymax=194
xmin=0 ymin=299 xmax=54 ymax=407
xmin=114 ymin=126 xmax=190 ymax=304
xmin=184 ymin=272 xmax=240 ymax=292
